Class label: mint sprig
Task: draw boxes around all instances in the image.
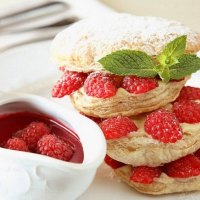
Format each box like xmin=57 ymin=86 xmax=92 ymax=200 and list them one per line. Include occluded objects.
xmin=98 ymin=50 xmax=157 ymax=77
xmin=98 ymin=35 xmax=200 ymax=82
xmin=157 ymin=35 xmax=187 ymax=67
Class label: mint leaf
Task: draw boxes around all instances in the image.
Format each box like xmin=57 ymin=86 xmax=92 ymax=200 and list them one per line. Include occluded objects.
xmin=153 ymin=64 xmax=170 ymax=82
xmin=153 ymin=64 xmax=165 ymax=74
xmin=159 ymin=67 xmax=170 ymax=82
xmin=169 ymin=54 xmax=200 ymax=79
xmin=98 ymin=50 xmax=157 ymax=77
xmin=157 ymin=35 xmax=187 ymax=67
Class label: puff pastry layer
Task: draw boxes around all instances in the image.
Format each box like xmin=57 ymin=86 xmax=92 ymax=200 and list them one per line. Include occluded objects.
xmin=70 ymin=78 xmax=187 ymax=118
xmin=114 ymin=165 xmax=200 ymax=195
xmin=107 ymin=103 xmax=200 ymax=167
xmin=51 ymin=14 xmax=200 ymax=72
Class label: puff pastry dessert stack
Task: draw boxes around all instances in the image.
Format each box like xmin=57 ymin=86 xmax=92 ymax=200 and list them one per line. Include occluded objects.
xmin=103 ymin=87 xmax=200 ymax=194
xmin=51 ymin=13 xmax=200 ymax=195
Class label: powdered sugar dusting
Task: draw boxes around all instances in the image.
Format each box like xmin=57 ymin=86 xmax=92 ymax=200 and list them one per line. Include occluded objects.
xmin=51 ymin=13 xmax=200 ymax=72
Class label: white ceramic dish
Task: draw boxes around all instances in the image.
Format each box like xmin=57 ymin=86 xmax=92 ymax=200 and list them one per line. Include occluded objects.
xmin=0 ymin=94 xmax=106 ymax=200
xmin=0 ymin=41 xmax=200 ymax=200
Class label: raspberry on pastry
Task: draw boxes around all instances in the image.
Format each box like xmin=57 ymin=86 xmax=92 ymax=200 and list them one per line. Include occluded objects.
xmin=144 ymin=109 xmax=183 ymax=143
xmin=52 ymin=71 xmax=87 ymax=97
xmin=173 ymin=100 xmax=200 ymax=123
xmin=84 ymin=72 xmax=117 ymax=98
xmin=165 ymin=154 xmax=200 ymax=178
xmin=99 ymin=116 xmax=137 ymax=140
xmin=130 ymin=166 xmax=162 ymax=184
xmin=122 ymin=76 xmax=158 ymax=94
xmin=176 ymin=86 xmax=200 ymax=101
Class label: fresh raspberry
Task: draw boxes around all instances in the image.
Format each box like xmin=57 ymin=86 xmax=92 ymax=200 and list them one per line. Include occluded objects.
xmin=104 ymin=155 xmax=125 ymax=169
xmin=122 ymin=76 xmax=158 ymax=94
xmin=176 ymin=86 xmax=200 ymax=101
xmin=37 ymin=134 xmax=74 ymax=161
xmin=15 ymin=122 xmax=51 ymax=152
xmin=52 ymin=71 xmax=87 ymax=97
xmin=165 ymin=154 xmax=200 ymax=178
xmin=130 ymin=166 xmax=162 ymax=184
xmin=84 ymin=72 xmax=117 ymax=98
xmin=99 ymin=116 xmax=137 ymax=140
xmin=5 ymin=138 xmax=29 ymax=152
xmin=173 ymin=100 xmax=200 ymax=123
xmin=195 ymin=149 xmax=200 ymax=160
xmin=144 ymin=109 xmax=182 ymax=143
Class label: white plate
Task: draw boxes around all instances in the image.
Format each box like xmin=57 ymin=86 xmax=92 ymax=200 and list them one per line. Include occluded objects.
xmin=0 ymin=41 xmax=200 ymax=200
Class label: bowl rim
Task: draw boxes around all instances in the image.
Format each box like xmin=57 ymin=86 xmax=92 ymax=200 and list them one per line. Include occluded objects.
xmin=0 ymin=93 xmax=106 ymax=171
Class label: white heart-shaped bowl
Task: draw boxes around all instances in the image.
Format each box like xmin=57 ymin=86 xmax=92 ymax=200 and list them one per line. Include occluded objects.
xmin=0 ymin=94 xmax=106 ymax=200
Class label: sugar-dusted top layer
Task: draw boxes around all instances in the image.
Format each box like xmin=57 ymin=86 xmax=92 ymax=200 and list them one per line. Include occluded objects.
xmin=51 ymin=13 xmax=200 ymax=72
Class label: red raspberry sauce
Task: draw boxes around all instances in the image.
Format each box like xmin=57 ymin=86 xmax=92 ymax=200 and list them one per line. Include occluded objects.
xmin=0 ymin=112 xmax=84 ymax=163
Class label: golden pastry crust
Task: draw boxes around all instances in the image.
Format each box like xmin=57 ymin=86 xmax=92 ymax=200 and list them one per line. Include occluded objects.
xmin=114 ymin=165 xmax=200 ymax=195
xmin=51 ymin=14 xmax=200 ymax=72
xmin=70 ymin=78 xmax=187 ymax=118
xmin=107 ymin=103 xmax=200 ymax=167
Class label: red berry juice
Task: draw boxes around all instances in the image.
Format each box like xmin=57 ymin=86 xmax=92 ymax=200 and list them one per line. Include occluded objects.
xmin=0 ymin=112 xmax=84 ymax=163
